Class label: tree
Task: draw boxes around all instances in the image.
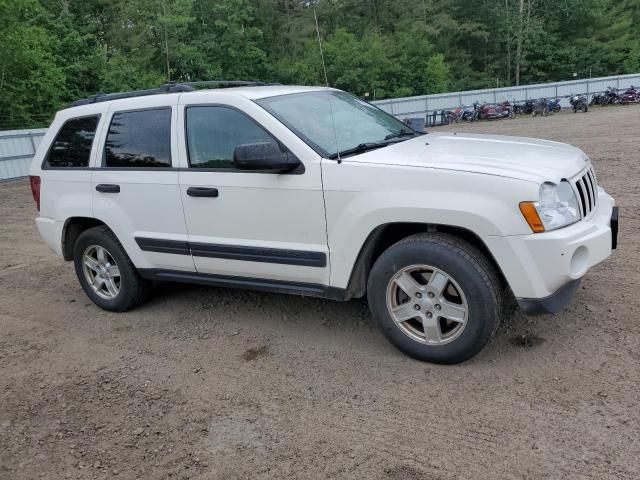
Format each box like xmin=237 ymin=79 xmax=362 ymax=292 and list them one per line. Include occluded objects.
xmin=2 ymin=0 xmax=640 ymax=128
xmin=0 ymin=0 xmax=64 ymax=128
xmin=424 ymin=53 xmax=451 ymax=94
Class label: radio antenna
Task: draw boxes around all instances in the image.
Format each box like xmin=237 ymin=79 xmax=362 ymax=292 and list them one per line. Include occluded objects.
xmin=313 ymin=8 xmax=340 ymax=162
xmin=314 ymin=8 xmax=329 ymax=87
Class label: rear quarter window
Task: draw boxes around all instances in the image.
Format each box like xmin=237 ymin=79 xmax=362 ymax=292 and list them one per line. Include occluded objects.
xmin=44 ymin=115 xmax=100 ymax=168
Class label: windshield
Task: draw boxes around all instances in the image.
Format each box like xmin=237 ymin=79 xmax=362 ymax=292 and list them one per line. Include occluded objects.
xmin=256 ymin=90 xmax=418 ymax=159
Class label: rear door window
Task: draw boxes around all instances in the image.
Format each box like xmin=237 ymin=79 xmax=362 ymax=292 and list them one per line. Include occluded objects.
xmin=104 ymin=108 xmax=172 ymax=168
xmin=44 ymin=115 xmax=100 ymax=168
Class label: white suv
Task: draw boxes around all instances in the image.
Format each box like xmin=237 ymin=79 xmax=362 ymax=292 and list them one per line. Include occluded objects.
xmin=29 ymin=83 xmax=618 ymax=364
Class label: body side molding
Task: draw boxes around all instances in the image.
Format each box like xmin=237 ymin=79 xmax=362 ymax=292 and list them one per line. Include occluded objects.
xmin=135 ymin=237 xmax=327 ymax=267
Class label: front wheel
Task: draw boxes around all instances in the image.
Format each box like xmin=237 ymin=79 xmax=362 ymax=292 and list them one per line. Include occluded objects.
xmin=73 ymin=226 xmax=150 ymax=312
xmin=367 ymin=233 xmax=501 ymax=364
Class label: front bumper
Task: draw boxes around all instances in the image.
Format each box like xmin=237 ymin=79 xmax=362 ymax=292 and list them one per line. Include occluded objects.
xmin=517 ymin=278 xmax=582 ymax=315
xmin=484 ymin=187 xmax=616 ymax=312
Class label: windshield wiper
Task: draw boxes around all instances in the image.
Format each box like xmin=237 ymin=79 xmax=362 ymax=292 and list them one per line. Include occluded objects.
xmin=327 ymin=142 xmax=388 ymax=159
xmin=384 ymin=129 xmax=419 ymax=141
xmin=328 ymin=130 xmax=422 ymax=159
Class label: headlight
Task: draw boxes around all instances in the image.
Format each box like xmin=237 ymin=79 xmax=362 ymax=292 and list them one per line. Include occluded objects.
xmin=520 ymin=181 xmax=580 ymax=233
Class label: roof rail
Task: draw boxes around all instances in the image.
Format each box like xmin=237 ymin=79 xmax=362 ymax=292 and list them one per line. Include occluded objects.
xmin=68 ymin=80 xmax=273 ymax=107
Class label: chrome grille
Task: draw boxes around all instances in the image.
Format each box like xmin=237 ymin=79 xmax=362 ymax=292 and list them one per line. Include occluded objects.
xmin=575 ymin=168 xmax=598 ymax=218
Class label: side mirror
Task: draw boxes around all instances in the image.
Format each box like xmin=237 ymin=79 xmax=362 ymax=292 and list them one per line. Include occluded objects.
xmin=233 ymin=142 xmax=301 ymax=173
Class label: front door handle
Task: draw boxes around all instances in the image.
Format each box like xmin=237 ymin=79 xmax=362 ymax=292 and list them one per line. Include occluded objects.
xmin=96 ymin=184 xmax=120 ymax=193
xmin=187 ymin=187 xmax=219 ymax=198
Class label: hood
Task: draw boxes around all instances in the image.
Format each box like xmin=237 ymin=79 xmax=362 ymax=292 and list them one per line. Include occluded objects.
xmin=347 ymin=132 xmax=590 ymax=184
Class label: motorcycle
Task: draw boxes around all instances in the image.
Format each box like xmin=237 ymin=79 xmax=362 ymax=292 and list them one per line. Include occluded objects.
xmin=476 ymin=101 xmax=514 ymax=120
xmin=514 ymin=99 xmax=537 ymax=115
xmin=546 ymin=98 xmax=562 ymax=113
xmin=512 ymin=101 xmax=525 ymax=115
xmin=569 ymin=94 xmax=588 ymax=113
xmin=589 ymin=92 xmax=607 ymax=106
xmin=603 ymin=86 xmax=620 ymax=105
xmin=444 ymin=108 xmax=460 ymax=124
xmin=501 ymin=100 xmax=515 ymax=118
xmin=461 ymin=104 xmax=477 ymax=122
xmin=620 ymin=85 xmax=640 ymax=104
xmin=531 ymin=98 xmax=549 ymax=117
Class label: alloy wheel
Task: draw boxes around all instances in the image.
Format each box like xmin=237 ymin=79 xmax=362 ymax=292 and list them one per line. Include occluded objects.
xmin=386 ymin=265 xmax=468 ymax=345
xmin=82 ymin=245 xmax=121 ymax=300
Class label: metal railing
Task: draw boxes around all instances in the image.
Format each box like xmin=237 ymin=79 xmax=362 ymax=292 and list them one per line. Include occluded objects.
xmin=1 ymin=72 xmax=639 ymax=180
xmin=0 ymin=129 xmax=47 ymax=181
xmin=372 ymin=73 xmax=640 ymax=119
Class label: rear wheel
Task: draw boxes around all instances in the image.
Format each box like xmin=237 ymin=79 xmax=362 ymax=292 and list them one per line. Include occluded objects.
xmin=73 ymin=226 xmax=150 ymax=312
xmin=367 ymin=233 xmax=501 ymax=364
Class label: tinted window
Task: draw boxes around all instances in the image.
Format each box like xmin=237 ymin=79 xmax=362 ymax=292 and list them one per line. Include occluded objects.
xmin=186 ymin=107 xmax=276 ymax=169
xmin=45 ymin=116 xmax=100 ymax=168
xmin=104 ymin=108 xmax=171 ymax=168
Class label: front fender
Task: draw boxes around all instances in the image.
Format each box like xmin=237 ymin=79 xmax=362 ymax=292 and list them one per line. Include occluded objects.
xmin=322 ymin=161 xmax=538 ymax=288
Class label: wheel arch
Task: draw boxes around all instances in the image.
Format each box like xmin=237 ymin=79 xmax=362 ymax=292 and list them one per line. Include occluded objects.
xmin=343 ymin=222 xmax=509 ymax=299
xmin=61 ymin=216 xmax=108 ymax=261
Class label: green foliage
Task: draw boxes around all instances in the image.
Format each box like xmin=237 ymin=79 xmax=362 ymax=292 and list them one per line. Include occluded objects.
xmin=424 ymin=54 xmax=451 ymax=94
xmin=0 ymin=0 xmax=64 ymax=128
xmin=1 ymin=0 xmax=639 ymax=129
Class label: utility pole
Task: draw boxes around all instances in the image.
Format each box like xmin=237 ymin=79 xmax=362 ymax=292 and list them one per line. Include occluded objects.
xmin=505 ymin=0 xmax=512 ymax=86
xmin=515 ymin=0 xmax=524 ymax=86
xmin=161 ymin=0 xmax=171 ymax=81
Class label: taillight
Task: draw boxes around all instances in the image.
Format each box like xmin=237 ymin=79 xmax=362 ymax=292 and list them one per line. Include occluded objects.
xmin=29 ymin=175 xmax=41 ymax=211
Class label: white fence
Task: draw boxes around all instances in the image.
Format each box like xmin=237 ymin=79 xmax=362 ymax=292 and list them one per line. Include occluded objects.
xmin=1 ymin=72 xmax=639 ymax=180
xmin=372 ymin=73 xmax=640 ymax=119
xmin=0 ymin=129 xmax=47 ymax=181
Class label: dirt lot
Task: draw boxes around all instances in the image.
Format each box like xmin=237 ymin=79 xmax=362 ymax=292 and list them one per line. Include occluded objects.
xmin=1 ymin=106 xmax=639 ymax=480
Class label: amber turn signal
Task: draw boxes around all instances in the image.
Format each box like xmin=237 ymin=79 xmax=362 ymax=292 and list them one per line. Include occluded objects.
xmin=519 ymin=202 xmax=545 ymax=233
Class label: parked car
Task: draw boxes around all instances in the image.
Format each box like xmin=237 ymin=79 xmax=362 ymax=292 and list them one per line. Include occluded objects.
xmin=29 ymin=83 xmax=618 ymax=364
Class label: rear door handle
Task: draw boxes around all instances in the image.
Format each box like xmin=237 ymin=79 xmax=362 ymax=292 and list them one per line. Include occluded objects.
xmin=187 ymin=187 xmax=219 ymax=198
xmin=96 ymin=184 xmax=120 ymax=193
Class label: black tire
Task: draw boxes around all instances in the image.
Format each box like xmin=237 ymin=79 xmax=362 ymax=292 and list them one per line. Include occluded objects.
xmin=581 ymin=103 xmax=588 ymax=113
xmin=73 ymin=225 xmax=150 ymax=312
xmin=367 ymin=233 xmax=501 ymax=364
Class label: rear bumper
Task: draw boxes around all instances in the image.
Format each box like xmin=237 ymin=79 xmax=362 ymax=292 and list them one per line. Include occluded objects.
xmin=485 ymin=187 xmax=616 ymax=305
xmin=35 ymin=216 xmax=64 ymax=257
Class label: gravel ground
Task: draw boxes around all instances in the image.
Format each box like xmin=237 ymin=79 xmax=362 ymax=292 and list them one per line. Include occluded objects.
xmin=1 ymin=105 xmax=639 ymax=480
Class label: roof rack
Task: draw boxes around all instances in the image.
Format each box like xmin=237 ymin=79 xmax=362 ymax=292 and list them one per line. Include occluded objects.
xmin=69 ymin=80 xmax=273 ymax=107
